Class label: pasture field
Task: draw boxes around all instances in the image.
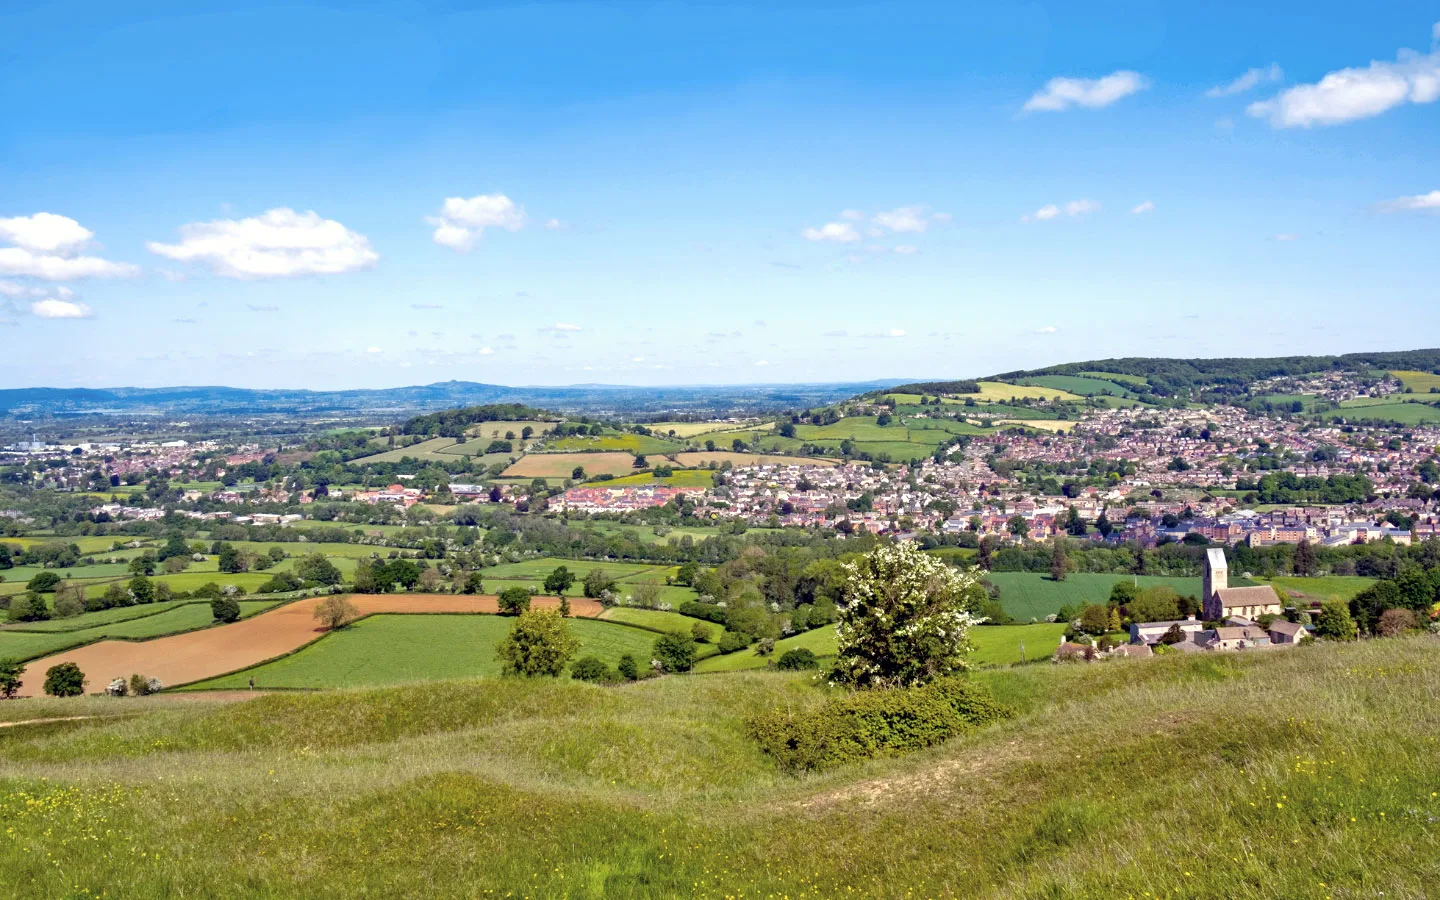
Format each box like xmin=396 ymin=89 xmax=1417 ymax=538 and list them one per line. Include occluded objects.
xmin=2 ymin=638 xmax=1439 ymax=896
xmin=1 ymin=599 xmax=199 ymax=632
xmin=542 ymin=431 xmax=683 ymax=456
xmin=991 ymin=418 xmax=1075 ymax=432
xmin=602 ymin=470 xmax=717 ymax=487
xmin=1018 ymin=374 xmax=1137 ymax=398
xmin=971 ymin=380 xmax=1082 ymax=402
xmin=648 ymin=421 xmax=770 ymax=439
xmin=501 ymin=451 xmax=640 ymax=478
xmin=0 ymin=600 xmax=277 ymax=662
xmin=352 ymin=437 xmax=463 ymax=464
xmin=78 ymin=571 xmax=275 ymax=600
xmin=482 ymin=558 xmax=672 ymax=583
xmin=599 ymin=606 xmax=721 ymax=638
xmin=692 ymin=622 xmax=1066 ymax=673
xmin=226 ymin=541 xmax=387 ymax=560
xmin=793 ymin=416 xmax=930 ymax=442
xmin=905 ymin=403 xmax=1063 ymax=419
xmin=579 ymin=522 xmax=723 ymax=545
xmin=1077 ymin=370 xmax=1149 ymax=386
xmin=461 ymin=420 xmax=557 ymax=441
xmin=985 ymin=572 xmax=1214 ymax=621
xmin=1258 ymin=575 xmax=1376 ymax=602
xmin=0 ymin=536 xmax=142 ymax=554
xmin=1391 ymin=370 xmax=1440 ymax=393
xmin=806 ymin=439 xmax=943 ymax=462
xmin=187 ymin=614 xmax=659 ymax=689
xmin=898 ymin=418 xmax=994 ymax=435
xmin=671 ymin=451 xmax=837 ymax=468
xmin=1326 ymin=401 xmax=1440 ymax=425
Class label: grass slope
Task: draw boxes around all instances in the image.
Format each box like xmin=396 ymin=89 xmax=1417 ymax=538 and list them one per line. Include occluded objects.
xmin=6 ymin=637 xmax=1436 ymax=896
xmin=986 ymin=572 xmax=1217 ymax=621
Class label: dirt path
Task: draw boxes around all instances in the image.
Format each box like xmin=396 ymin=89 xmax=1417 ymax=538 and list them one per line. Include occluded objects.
xmin=14 ymin=594 xmax=601 ymax=698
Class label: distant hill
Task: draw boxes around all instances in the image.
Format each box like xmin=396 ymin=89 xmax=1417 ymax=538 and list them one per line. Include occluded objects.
xmin=0 ymin=379 xmax=911 ymax=419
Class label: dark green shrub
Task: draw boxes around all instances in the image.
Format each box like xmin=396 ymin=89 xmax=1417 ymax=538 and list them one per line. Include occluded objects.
xmin=26 ymin=571 xmax=62 ymax=593
xmin=746 ymin=677 xmax=1011 ymax=772
xmin=43 ymin=662 xmax=86 ymax=697
xmin=651 ymin=633 xmax=697 ymax=673
xmin=498 ymin=586 xmax=532 ymax=616
xmin=570 ymin=656 xmax=612 ymax=682
xmin=7 ymin=592 xmax=50 ymax=623
xmin=211 ymin=596 xmax=241 ymax=623
xmin=616 ymin=653 xmax=640 ymax=681
xmin=678 ymin=600 xmax=727 ymax=624
xmin=717 ymin=631 xmax=751 ymax=654
xmin=776 ymin=648 xmax=819 ymax=670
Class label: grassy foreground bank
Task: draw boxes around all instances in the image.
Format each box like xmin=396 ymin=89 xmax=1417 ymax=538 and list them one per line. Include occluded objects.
xmin=2 ymin=637 xmax=1439 ymax=897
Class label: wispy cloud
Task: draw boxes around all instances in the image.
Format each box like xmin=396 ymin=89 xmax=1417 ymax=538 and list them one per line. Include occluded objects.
xmin=802 ymin=222 xmax=860 ymax=243
xmin=148 ymin=208 xmax=376 ymax=278
xmin=1376 ymin=189 xmax=1440 ymax=212
xmin=1131 ymin=201 xmax=1155 ymax=214
xmin=1206 ymin=63 xmax=1283 ymax=97
xmin=1024 ymin=71 xmax=1147 ymax=112
xmin=1023 ymin=200 xmax=1100 ymax=222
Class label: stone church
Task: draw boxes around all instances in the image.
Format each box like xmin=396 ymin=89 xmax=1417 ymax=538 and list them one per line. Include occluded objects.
xmin=1202 ymin=548 xmax=1283 ymax=622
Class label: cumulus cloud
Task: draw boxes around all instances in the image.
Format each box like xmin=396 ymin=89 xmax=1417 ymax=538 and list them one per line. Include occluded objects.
xmin=0 ymin=213 xmax=93 ymax=252
xmin=31 ymin=298 xmax=92 ymax=318
xmin=428 ymin=193 xmax=527 ymax=250
xmin=1023 ymin=71 xmax=1148 ymax=112
xmin=1376 ymin=189 xmax=1440 ymax=212
xmin=0 ymin=213 xmax=138 ymax=281
xmin=1035 ymin=325 xmax=1058 ymax=334
xmin=478 ymin=346 xmax=495 ymax=355
xmin=802 ymin=222 xmax=860 ymax=243
xmin=872 ymin=206 xmax=945 ymax=234
xmin=1024 ymin=200 xmax=1100 ymax=222
xmin=1248 ymin=26 xmax=1440 ymax=127
xmin=1206 ymin=63 xmax=1283 ymax=97
xmin=1131 ymin=200 xmax=1156 ymax=214
xmin=147 ymin=208 xmax=377 ymax=278
xmin=365 ymin=346 xmax=382 ymax=354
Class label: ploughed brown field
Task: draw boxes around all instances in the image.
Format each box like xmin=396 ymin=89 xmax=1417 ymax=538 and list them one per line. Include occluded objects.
xmin=14 ymin=594 xmax=602 ymax=697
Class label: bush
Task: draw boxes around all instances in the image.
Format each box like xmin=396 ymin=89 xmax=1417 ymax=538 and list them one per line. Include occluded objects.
xmin=776 ymin=648 xmax=819 ymax=670
xmin=129 ymin=673 xmax=162 ymax=696
xmin=7 ymin=592 xmax=51 ymax=623
xmin=616 ymin=653 xmax=640 ymax=681
xmin=43 ymin=662 xmax=86 ymax=697
xmin=211 ymin=596 xmax=241 ymax=623
xmin=652 ymin=633 xmax=698 ymax=673
xmin=746 ymin=677 xmax=1011 ymax=772
xmin=498 ymin=586 xmax=532 ymax=616
xmin=678 ymin=600 xmax=727 ymax=624
xmin=717 ymin=631 xmax=751 ymax=654
xmin=570 ymin=656 xmax=613 ymax=682
xmin=496 ymin=609 xmax=578 ymax=677
xmin=258 ymin=571 xmax=302 ymax=594
xmin=0 ymin=658 xmax=23 ymax=699
xmin=26 ymin=571 xmax=62 ymax=593
xmin=1377 ymin=608 xmax=1419 ymax=637
xmin=690 ymin=621 xmax=713 ymax=643
xmin=106 ymin=678 xmax=128 ymax=697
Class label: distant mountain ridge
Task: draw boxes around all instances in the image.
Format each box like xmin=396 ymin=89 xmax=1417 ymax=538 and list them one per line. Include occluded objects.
xmin=0 ymin=379 xmax=912 ymax=418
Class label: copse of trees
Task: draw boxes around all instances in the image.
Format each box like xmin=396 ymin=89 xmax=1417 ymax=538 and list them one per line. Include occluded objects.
xmin=401 ymin=404 xmax=554 ymax=437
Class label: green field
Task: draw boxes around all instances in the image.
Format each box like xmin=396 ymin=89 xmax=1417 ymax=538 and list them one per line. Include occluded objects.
xmin=0 ymin=600 xmax=277 ymax=662
xmin=986 ymin=572 xmax=1217 ymax=621
xmin=1326 ymin=401 xmax=1440 ymax=425
xmin=1258 ymin=575 xmax=1376 ymax=602
xmin=1391 ymin=370 xmax=1440 ymax=393
xmin=602 ymin=469 xmax=716 ymax=487
xmin=600 ymin=607 xmax=724 ymax=641
xmin=692 ymin=623 xmax=1067 ymax=673
xmin=482 ymin=558 xmax=671 ymax=583
xmin=352 ymin=436 xmax=465 ymax=464
xmin=543 ymin=431 xmax=683 ymax=456
xmin=1018 ymin=374 xmax=1137 ymax=398
xmin=187 ymin=614 xmax=661 ymax=689
xmin=1077 ymin=370 xmax=1149 ymax=386
xmin=3 ymin=636 xmax=1439 ymax=896
xmin=579 ymin=522 xmax=723 ymax=545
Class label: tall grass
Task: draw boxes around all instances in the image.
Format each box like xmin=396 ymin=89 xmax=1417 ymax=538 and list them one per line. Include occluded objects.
xmin=2 ymin=638 xmax=1439 ymax=897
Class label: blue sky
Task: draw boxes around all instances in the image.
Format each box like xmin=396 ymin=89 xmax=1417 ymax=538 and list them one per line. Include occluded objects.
xmin=1 ymin=1 xmax=1438 ymax=389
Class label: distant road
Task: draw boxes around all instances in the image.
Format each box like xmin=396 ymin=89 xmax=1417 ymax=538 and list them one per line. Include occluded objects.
xmin=15 ymin=594 xmax=601 ymax=698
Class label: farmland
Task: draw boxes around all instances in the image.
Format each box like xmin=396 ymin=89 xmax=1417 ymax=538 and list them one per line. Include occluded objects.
xmin=187 ymin=614 xmax=658 ymax=690
xmin=671 ymin=451 xmax=837 ymax=467
xmin=1018 ymin=374 xmax=1138 ymax=398
xmin=985 ymin=572 xmax=1217 ymax=621
xmin=1391 ymin=370 xmax=1440 ymax=393
xmin=542 ymin=430 xmax=683 ymax=456
xmin=647 ymin=421 xmax=771 ymax=439
xmin=1257 ymin=575 xmax=1376 ymax=602
xmin=1326 ymin=401 xmax=1440 ymax=425
xmin=0 ymin=599 xmax=278 ymax=662
xmin=602 ymin=469 xmax=717 ymax=487
xmin=500 ymin=451 xmax=641 ymax=478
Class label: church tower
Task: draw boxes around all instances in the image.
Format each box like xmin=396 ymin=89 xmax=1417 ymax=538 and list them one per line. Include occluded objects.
xmin=1203 ymin=548 xmax=1228 ymax=620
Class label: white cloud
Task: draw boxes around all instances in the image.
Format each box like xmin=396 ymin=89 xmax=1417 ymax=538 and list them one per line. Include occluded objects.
xmin=1206 ymin=63 xmax=1283 ymax=98
xmin=478 ymin=346 xmax=495 ymax=355
xmin=1131 ymin=200 xmax=1156 ymax=214
xmin=894 ymin=245 xmax=918 ymax=255
xmin=427 ymin=193 xmax=528 ymax=250
xmin=1023 ymin=70 xmax=1148 ymax=112
xmin=872 ymin=206 xmax=942 ymax=234
xmin=801 ymin=222 xmax=860 ymax=243
xmin=1274 ymin=233 xmax=1299 ymax=241
xmin=551 ymin=322 xmax=581 ymax=332
xmin=1377 ymin=189 xmax=1440 ymax=212
xmin=31 ymin=298 xmax=92 ymax=319
xmin=0 ymin=247 xmax=139 ymax=280
xmin=0 ymin=213 xmax=93 ymax=252
xmin=365 ymin=346 xmax=382 ymax=354
xmin=1247 ymin=27 xmax=1440 ymax=127
xmin=1035 ymin=325 xmax=1058 ymax=334
xmin=147 ymin=208 xmax=377 ymax=278
xmin=889 ymin=328 xmax=906 ymax=337
xmin=544 ymin=218 xmax=563 ymax=230
xmin=1024 ymin=200 xmax=1099 ymax=222
xmin=754 ymin=360 xmax=769 ymax=367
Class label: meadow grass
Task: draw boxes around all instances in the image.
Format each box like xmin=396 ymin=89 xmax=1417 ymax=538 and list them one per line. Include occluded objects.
xmin=692 ymin=623 xmax=1066 ymax=673
xmin=1326 ymin=401 xmax=1440 ymax=425
xmin=1018 ymin=374 xmax=1137 ymax=398
xmin=602 ymin=469 xmax=716 ymax=487
xmin=1258 ymin=575 xmax=1377 ymax=602
xmin=502 ymin=451 xmax=641 ymax=478
xmin=1391 ymin=370 xmax=1440 ymax=393
xmin=185 ymin=614 xmax=662 ymax=689
xmin=544 ymin=431 xmax=683 ymax=456
xmin=1077 ymin=370 xmax=1149 ymax=386
xmin=6 ymin=636 xmax=1435 ymax=896
xmin=671 ymin=450 xmax=837 ymax=467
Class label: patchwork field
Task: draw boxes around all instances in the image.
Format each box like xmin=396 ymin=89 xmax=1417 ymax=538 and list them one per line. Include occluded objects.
xmin=352 ymin=437 xmax=464 ymax=464
xmin=0 ymin=600 xmax=278 ymax=663
xmin=186 ymin=614 xmax=657 ymax=690
xmin=648 ymin=421 xmax=771 ymax=439
xmin=1326 ymin=401 xmax=1440 ymax=425
xmin=11 ymin=594 xmax=602 ymax=696
xmin=602 ymin=470 xmax=717 ymax=487
xmin=991 ymin=418 xmax=1076 ymax=432
xmin=1018 ymin=374 xmax=1137 ymax=398
xmin=501 ymin=451 xmax=642 ymax=478
xmin=482 ymin=559 xmax=671 ymax=582
xmin=542 ymin=431 xmax=683 ymax=455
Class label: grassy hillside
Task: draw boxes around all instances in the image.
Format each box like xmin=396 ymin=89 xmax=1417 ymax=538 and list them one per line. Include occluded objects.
xmin=2 ymin=637 xmax=1437 ymax=897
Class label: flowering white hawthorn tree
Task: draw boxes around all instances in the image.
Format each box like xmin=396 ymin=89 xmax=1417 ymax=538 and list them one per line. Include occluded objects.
xmin=833 ymin=542 xmax=984 ymax=688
